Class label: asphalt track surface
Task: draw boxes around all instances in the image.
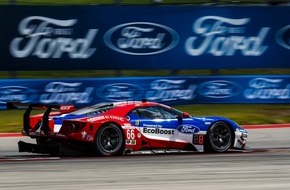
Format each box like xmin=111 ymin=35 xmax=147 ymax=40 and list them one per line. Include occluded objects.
xmin=1 ymin=126 xmax=290 ymax=190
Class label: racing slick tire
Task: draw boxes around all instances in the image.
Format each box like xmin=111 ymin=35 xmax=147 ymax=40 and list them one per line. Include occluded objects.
xmin=94 ymin=123 xmax=124 ymax=156
xmin=205 ymin=121 xmax=233 ymax=153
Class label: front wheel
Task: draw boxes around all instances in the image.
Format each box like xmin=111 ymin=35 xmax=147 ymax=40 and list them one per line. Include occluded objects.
xmin=205 ymin=121 xmax=233 ymax=153
xmin=95 ymin=123 xmax=124 ymax=156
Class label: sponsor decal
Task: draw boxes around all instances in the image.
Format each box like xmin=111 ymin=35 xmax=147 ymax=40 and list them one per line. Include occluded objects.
xmin=276 ymin=25 xmax=290 ymax=50
xmin=105 ymin=115 xmax=124 ymax=121
xmin=143 ymin=128 xmax=175 ymax=135
xmin=185 ymin=16 xmax=269 ymax=56
xmin=0 ymin=86 xmax=37 ymax=103
xmin=195 ymin=117 xmax=215 ymax=122
xmin=87 ymin=135 xmax=93 ymax=141
xmin=87 ymin=116 xmax=105 ymax=122
xmin=197 ymin=80 xmax=242 ymax=98
xmin=146 ymin=79 xmax=196 ymax=102
xmin=244 ymin=78 xmax=290 ymax=99
xmin=55 ymin=133 xmax=66 ymax=138
xmin=59 ymin=105 xmax=75 ymax=113
xmin=143 ymin=123 xmax=162 ymax=128
xmin=10 ymin=16 xmax=97 ymax=59
xmin=122 ymin=125 xmax=135 ymax=129
xmin=97 ymin=83 xmax=143 ymax=101
xmin=87 ymin=115 xmax=124 ymax=122
xmin=135 ymin=120 xmax=140 ymax=126
xmin=177 ymin=125 xmax=200 ymax=134
xmin=137 ymin=133 xmax=141 ymax=138
xmin=81 ymin=131 xmax=87 ymax=139
xmin=104 ymin=22 xmax=179 ymax=55
xmin=126 ymin=139 xmax=136 ymax=145
xmin=40 ymin=82 xmax=93 ymax=104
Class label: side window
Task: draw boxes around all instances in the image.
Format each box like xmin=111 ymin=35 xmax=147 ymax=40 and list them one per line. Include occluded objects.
xmin=127 ymin=108 xmax=154 ymax=119
xmin=137 ymin=108 xmax=157 ymax=119
xmin=158 ymin=107 xmax=178 ymax=119
xmin=161 ymin=108 xmax=177 ymax=119
xmin=130 ymin=109 xmax=140 ymax=117
xmin=128 ymin=106 xmax=179 ymax=119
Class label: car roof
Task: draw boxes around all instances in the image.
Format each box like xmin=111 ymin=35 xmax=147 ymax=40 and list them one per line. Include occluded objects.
xmin=69 ymin=100 xmax=173 ymax=118
xmin=102 ymin=101 xmax=170 ymax=117
xmin=113 ymin=101 xmax=160 ymax=107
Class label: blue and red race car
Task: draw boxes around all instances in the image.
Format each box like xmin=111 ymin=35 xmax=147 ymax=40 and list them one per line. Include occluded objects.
xmin=11 ymin=100 xmax=248 ymax=156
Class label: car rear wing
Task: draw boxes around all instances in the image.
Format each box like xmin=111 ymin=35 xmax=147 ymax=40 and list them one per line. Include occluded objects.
xmin=7 ymin=102 xmax=74 ymax=135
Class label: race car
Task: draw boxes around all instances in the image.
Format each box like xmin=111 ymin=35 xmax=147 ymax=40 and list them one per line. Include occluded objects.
xmin=9 ymin=100 xmax=248 ymax=156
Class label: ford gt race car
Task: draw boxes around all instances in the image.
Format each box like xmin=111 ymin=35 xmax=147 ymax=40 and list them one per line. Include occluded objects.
xmin=9 ymin=100 xmax=248 ymax=156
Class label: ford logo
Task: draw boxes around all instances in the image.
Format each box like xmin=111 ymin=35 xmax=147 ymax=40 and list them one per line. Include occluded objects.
xmin=276 ymin=25 xmax=290 ymax=50
xmin=177 ymin=125 xmax=200 ymax=134
xmin=97 ymin=83 xmax=143 ymax=101
xmin=197 ymin=80 xmax=241 ymax=98
xmin=104 ymin=22 xmax=179 ymax=55
xmin=0 ymin=86 xmax=37 ymax=103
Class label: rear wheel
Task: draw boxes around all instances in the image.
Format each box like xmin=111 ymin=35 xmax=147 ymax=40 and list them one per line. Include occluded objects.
xmin=95 ymin=123 xmax=124 ymax=156
xmin=205 ymin=121 xmax=233 ymax=153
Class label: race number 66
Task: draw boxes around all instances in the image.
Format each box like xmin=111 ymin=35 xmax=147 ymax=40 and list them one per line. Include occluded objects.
xmin=127 ymin=129 xmax=135 ymax=140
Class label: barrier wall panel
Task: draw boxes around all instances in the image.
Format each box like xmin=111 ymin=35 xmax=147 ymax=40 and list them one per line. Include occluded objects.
xmin=1 ymin=5 xmax=290 ymax=70
xmin=1 ymin=76 xmax=289 ymax=109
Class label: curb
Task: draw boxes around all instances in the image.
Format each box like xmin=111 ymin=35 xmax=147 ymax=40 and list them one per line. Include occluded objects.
xmin=242 ymin=123 xmax=290 ymax=130
xmin=1 ymin=124 xmax=290 ymax=138
xmin=0 ymin=133 xmax=23 ymax=138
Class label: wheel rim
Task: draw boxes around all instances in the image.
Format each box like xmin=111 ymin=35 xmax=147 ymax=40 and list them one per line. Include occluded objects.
xmin=98 ymin=126 xmax=122 ymax=153
xmin=209 ymin=123 xmax=232 ymax=151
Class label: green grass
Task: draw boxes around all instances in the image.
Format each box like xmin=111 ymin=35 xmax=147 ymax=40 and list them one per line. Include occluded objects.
xmin=1 ymin=104 xmax=290 ymax=132
xmin=176 ymin=104 xmax=290 ymax=125
xmin=1 ymin=69 xmax=290 ymax=79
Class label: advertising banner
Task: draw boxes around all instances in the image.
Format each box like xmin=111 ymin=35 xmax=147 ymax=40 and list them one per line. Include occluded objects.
xmin=0 ymin=5 xmax=290 ymax=70
xmin=1 ymin=76 xmax=290 ymax=109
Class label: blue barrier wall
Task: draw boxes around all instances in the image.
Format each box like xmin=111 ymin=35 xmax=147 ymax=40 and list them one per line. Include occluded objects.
xmin=1 ymin=5 xmax=290 ymax=70
xmin=1 ymin=76 xmax=290 ymax=109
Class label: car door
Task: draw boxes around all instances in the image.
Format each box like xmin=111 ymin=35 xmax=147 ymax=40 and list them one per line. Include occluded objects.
xmin=128 ymin=106 xmax=186 ymax=148
xmin=127 ymin=105 xmax=208 ymax=150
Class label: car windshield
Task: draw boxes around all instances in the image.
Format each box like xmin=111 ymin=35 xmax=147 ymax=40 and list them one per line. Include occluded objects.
xmin=130 ymin=105 xmax=185 ymax=119
xmin=169 ymin=107 xmax=185 ymax=116
xmin=70 ymin=102 xmax=114 ymax=115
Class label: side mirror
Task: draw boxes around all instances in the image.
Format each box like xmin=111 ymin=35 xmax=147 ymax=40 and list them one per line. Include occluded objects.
xmin=177 ymin=112 xmax=190 ymax=123
xmin=183 ymin=112 xmax=190 ymax=118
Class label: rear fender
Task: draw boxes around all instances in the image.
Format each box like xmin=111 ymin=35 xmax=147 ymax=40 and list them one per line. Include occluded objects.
xmin=7 ymin=102 xmax=74 ymax=136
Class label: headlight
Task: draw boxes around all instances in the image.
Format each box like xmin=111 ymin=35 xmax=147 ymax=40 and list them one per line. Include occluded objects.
xmin=242 ymin=132 xmax=248 ymax=139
